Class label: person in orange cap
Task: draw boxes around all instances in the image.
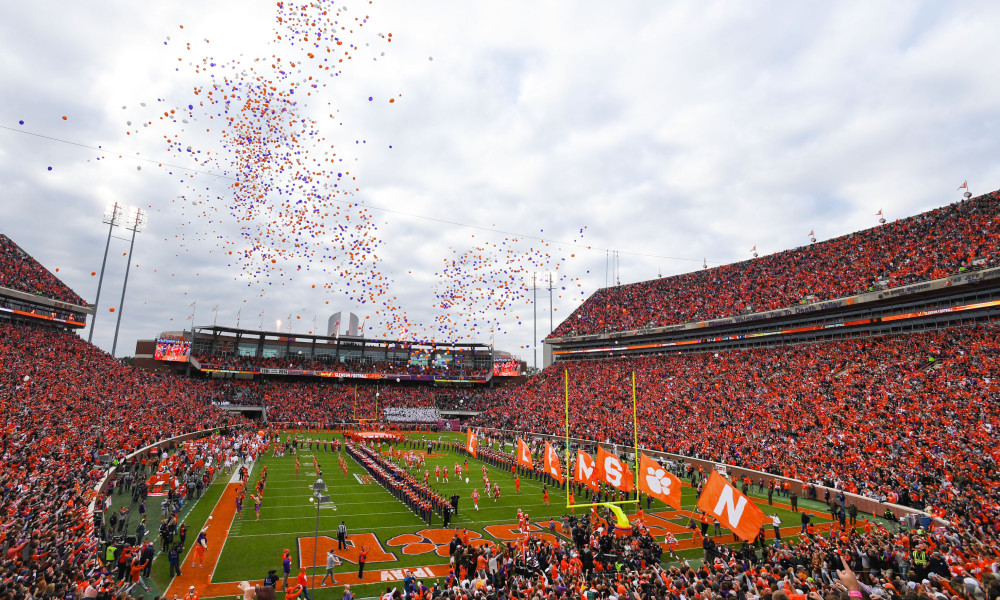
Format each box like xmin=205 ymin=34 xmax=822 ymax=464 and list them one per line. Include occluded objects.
xmin=282 ymin=548 xmax=292 ymax=589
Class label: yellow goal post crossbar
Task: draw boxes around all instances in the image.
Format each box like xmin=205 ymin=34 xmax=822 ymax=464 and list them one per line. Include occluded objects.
xmin=564 ymin=369 xmax=640 ymax=510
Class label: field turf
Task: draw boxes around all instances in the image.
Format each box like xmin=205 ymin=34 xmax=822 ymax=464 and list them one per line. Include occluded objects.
xmin=150 ymin=431 xmax=846 ymax=599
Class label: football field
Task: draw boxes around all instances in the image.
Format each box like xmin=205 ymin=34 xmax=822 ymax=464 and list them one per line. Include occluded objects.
xmin=159 ymin=431 xmax=834 ymax=599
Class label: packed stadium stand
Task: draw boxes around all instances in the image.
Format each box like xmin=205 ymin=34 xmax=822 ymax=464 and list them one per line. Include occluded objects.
xmin=473 ymin=321 xmax=1000 ymax=512
xmin=0 ymin=320 xmax=246 ymax=599
xmin=207 ymin=378 xmax=436 ymax=423
xmin=193 ymin=353 xmax=492 ymax=380
xmin=550 ymin=191 xmax=1000 ymax=338
xmin=0 ymin=234 xmax=87 ymax=306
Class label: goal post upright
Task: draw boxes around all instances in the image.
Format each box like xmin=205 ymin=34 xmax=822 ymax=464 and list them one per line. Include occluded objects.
xmin=632 ymin=371 xmax=639 ymax=494
xmin=565 ymin=367 xmax=640 ymax=511
xmin=564 ymin=368 xmax=570 ymax=504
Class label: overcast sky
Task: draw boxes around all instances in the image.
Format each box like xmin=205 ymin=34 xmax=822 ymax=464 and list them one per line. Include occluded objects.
xmin=2 ymin=1 xmax=999 ymax=360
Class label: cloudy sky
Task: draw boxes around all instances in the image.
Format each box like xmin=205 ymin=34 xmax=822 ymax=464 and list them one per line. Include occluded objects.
xmin=2 ymin=1 xmax=999 ymax=360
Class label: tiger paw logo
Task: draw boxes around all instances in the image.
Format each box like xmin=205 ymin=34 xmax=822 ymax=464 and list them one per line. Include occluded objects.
xmin=387 ymin=529 xmax=494 ymax=556
xmin=644 ymin=466 xmax=672 ymax=496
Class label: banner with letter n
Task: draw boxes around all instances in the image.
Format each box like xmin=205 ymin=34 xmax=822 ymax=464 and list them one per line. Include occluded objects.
xmin=696 ymin=470 xmax=765 ymax=541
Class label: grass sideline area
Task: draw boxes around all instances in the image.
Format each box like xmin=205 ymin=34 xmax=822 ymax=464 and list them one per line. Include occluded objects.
xmin=101 ymin=449 xmax=233 ymax=598
xmin=148 ymin=430 xmax=872 ymax=600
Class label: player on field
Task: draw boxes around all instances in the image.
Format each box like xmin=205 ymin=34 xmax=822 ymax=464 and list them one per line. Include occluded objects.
xmin=664 ymin=532 xmax=678 ymax=559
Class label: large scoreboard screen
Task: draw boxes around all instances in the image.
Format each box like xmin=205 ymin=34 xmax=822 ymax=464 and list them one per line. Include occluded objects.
xmin=154 ymin=338 xmax=191 ymax=362
xmin=493 ymin=359 xmax=521 ymax=377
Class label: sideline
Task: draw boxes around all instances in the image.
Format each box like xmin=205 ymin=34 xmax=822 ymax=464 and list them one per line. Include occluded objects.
xmin=164 ymin=467 xmax=247 ymax=598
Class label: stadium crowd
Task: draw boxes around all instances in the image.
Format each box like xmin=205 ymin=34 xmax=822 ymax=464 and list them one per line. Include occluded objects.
xmin=204 ymin=378 xmax=496 ymax=423
xmin=0 ymin=321 xmax=245 ymax=600
xmin=389 ymin=510 xmax=999 ymax=600
xmin=473 ymin=321 xmax=1000 ymax=527
xmin=194 ymin=353 xmax=491 ymax=380
xmin=205 ymin=378 xmax=436 ymax=423
xmin=551 ymin=192 xmax=1000 ymax=337
xmin=0 ymin=234 xmax=87 ymax=306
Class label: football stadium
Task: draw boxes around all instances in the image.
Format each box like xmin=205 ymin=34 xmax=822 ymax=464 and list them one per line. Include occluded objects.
xmin=3 ymin=188 xmax=1000 ymax=600
xmin=4 ymin=4 xmax=1000 ymax=600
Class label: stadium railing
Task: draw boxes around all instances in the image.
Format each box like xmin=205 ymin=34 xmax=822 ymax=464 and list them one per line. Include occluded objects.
xmin=88 ymin=427 xmax=224 ymax=518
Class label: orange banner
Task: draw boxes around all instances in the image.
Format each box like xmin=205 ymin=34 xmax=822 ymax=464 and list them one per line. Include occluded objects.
xmin=637 ymin=453 xmax=682 ymax=509
xmin=594 ymin=446 xmax=634 ymax=493
xmin=575 ymin=450 xmax=598 ymax=490
xmin=696 ymin=470 xmax=765 ymax=541
xmin=516 ymin=438 xmax=534 ymax=469
xmin=543 ymin=441 xmax=564 ymax=484
xmin=466 ymin=430 xmax=477 ymax=457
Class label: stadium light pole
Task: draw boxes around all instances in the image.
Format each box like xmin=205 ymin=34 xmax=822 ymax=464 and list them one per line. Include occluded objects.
xmin=311 ymin=477 xmax=329 ymax=594
xmin=548 ymin=272 xmax=554 ymax=335
xmin=533 ymin=273 xmax=537 ymax=372
xmin=88 ymin=201 xmax=124 ymax=343
xmin=111 ymin=207 xmax=147 ymax=357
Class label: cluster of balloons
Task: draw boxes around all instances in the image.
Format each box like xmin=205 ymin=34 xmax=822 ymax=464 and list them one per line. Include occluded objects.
xmin=125 ymin=1 xmax=410 ymax=329
xmin=118 ymin=0 xmax=588 ymax=344
xmin=432 ymin=229 xmax=588 ymax=345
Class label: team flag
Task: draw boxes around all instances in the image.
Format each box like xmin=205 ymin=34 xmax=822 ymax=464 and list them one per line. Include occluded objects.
xmin=575 ymin=450 xmax=599 ymax=490
xmin=696 ymin=470 xmax=766 ymax=541
xmin=637 ymin=453 xmax=682 ymax=509
xmin=517 ymin=439 xmax=534 ymax=469
xmin=543 ymin=442 xmax=564 ymax=484
xmin=958 ymin=181 xmax=968 ymax=190
xmin=466 ymin=429 xmax=478 ymax=457
xmin=594 ymin=446 xmax=635 ymax=493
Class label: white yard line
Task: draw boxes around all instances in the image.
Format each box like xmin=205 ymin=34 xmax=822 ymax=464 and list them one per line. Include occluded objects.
xmin=208 ymin=460 xmax=257 ymax=583
xmin=227 ymin=517 xmax=559 ymax=538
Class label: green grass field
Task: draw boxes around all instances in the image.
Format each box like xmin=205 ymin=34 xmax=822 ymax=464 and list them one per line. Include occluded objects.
xmin=183 ymin=431 xmax=836 ymax=599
